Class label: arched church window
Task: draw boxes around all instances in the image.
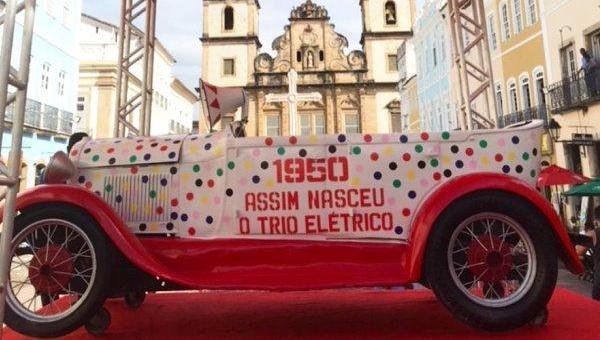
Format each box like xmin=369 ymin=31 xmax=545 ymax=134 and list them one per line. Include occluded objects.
xmin=385 ymin=1 xmax=397 ymax=25
xmin=319 ymin=50 xmax=324 ymax=61
xmin=224 ymin=6 xmax=234 ymax=30
xmin=297 ymin=51 xmax=302 ymax=62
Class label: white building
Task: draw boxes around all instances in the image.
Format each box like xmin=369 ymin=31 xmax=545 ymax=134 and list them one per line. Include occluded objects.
xmin=77 ymin=14 xmax=198 ymax=138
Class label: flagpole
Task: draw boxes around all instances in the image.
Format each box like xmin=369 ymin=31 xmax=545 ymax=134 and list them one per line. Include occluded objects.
xmin=198 ymin=79 xmax=213 ymax=132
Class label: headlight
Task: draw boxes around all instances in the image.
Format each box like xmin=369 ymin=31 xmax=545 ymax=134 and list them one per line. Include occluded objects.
xmin=42 ymin=151 xmax=76 ymax=184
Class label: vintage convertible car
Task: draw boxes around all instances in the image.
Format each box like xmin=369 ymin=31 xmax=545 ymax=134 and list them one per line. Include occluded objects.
xmin=2 ymin=120 xmax=583 ymax=337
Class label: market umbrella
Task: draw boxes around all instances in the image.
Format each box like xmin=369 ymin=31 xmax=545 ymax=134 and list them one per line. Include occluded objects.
xmin=563 ymin=178 xmax=600 ymax=197
xmin=537 ymin=165 xmax=591 ymax=187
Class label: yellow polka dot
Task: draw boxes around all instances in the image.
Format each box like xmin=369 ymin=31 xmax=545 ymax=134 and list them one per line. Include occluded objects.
xmin=350 ymin=177 xmax=361 ymax=187
xmin=151 ymin=167 xmax=161 ymax=175
xmin=158 ymin=191 xmax=166 ymax=201
xmin=144 ymin=205 xmax=151 ymax=215
xmin=480 ymin=156 xmax=490 ymax=167
xmin=407 ymin=170 xmax=416 ymax=181
xmin=383 ymin=146 xmax=394 ymax=157
xmin=309 ymin=135 xmax=319 ymax=144
xmin=441 ymin=155 xmax=452 ymax=166
xmin=243 ymin=160 xmax=254 ymax=170
xmin=130 ymin=204 xmax=138 ymax=214
xmin=200 ymin=195 xmax=209 ymax=206
xmin=189 ymin=145 xmax=199 ymax=154
xmin=93 ymin=172 xmax=103 ymax=181
xmin=507 ymin=151 xmax=517 ymax=162
xmin=149 ymin=223 xmax=159 ymax=232
xmin=181 ymin=173 xmax=191 ymax=183
xmin=266 ymin=178 xmax=275 ymax=188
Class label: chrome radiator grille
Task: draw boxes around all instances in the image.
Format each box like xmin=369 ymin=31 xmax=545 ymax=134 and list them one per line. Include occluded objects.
xmin=102 ymin=174 xmax=171 ymax=223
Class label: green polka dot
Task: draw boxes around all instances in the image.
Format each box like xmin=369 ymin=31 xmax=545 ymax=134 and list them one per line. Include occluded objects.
xmin=216 ymin=168 xmax=224 ymax=177
xmin=441 ymin=131 xmax=450 ymax=140
xmin=277 ymin=147 xmax=285 ymax=155
xmin=105 ymin=184 xmax=112 ymax=192
xmin=479 ymin=140 xmax=488 ymax=148
xmin=149 ymin=190 xmax=157 ymax=199
xmin=352 ymin=146 xmax=362 ymax=155
xmin=530 ymin=170 xmax=537 ymax=178
xmin=228 ymin=161 xmax=235 ymax=170
xmin=415 ymin=145 xmax=423 ymax=153
xmin=192 ymin=165 xmax=200 ymax=173
xmin=129 ymin=155 xmax=137 ymax=163
xmin=522 ymin=152 xmax=530 ymax=161
xmin=393 ymin=180 xmax=402 ymax=188
xmin=92 ymin=155 xmax=100 ymax=162
xmin=430 ymin=159 xmax=439 ymax=167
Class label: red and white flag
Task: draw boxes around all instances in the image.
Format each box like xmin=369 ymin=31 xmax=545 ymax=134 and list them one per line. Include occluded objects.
xmin=199 ymin=80 xmax=246 ymax=127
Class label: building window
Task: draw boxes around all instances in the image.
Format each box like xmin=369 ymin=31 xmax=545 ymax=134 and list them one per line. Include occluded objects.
xmin=41 ymin=63 xmax=50 ymax=92
xmin=224 ymin=6 xmax=234 ymax=30
xmin=63 ymin=0 xmax=71 ymax=26
xmin=344 ymin=113 xmax=360 ymax=134
xmin=57 ymin=71 xmax=66 ymax=96
xmin=34 ymin=163 xmax=46 ymax=186
xmin=512 ymin=0 xmax=522 ymax=34
xmin=488 ymin=14 xmax=497 ymax=50
xmin=390 ymin=112 xmax=402 ymax=133
xmin=46 ymin=0 xmax=56 ymax=18
xmin=384 ymin=1 xmax=397 ymax=25
xmin=534 ymin=70 xmax=545 ymax=107
xmin=520 ymin=75 xmax=532 ymax=110
xmin=526 ymin=0 xmax=537 ymax=25
xmin=223 ymin=58 xmax=235 ymax=76
xmin=299 ymin=113 xmax=325 ymax=136
xmin=508 ymin=81 xmax=518 ymax=113
xmin=560 ymin=44 xmax=576 ymax=79
xmin=433 ymin=45 xmax=437 ymax=66
xmin=266 ymin=115 xmax=280 ymax=136
xmin=500 ymin=3 xmax=511 ymax=40
xmin=495 ymin=84 xmax=504 ymax=116
xmin=588 ymin=29 xmax=600 ymax=60
xmin=387 ymin=54 xmax=399 ymax=72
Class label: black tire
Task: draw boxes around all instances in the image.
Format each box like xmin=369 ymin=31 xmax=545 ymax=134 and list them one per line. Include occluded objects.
xmin=4 ymin=204 xmax=114 ymax=338
xmin=424 ymin=191 xmax=558 ymax=331
xmin=124 ymin=290 xmax=146 ymax=309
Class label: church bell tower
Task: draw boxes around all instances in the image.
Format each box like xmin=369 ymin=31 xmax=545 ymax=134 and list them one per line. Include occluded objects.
xmin=201 ymin=0 xmax=261 ymax=87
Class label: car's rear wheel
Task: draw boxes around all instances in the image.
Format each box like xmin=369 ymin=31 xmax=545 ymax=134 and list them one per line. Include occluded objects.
xmin=425 ymin=191 xmax=557 ymax=331
xmin=4 ymin=205 xmax=114 ymax=338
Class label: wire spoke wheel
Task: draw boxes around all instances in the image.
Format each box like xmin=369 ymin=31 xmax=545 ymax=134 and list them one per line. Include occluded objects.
xmin=447 ymin=212 xmax=536 ymax=308
xmin=8 ymin=219 xmax=97 ymax=323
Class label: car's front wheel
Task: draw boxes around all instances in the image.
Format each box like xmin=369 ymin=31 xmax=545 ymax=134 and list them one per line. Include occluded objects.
xmin=425 ymin=191 xmax=558 ymax=331
xmin=4 ymin=204 xmax=114 ymax=338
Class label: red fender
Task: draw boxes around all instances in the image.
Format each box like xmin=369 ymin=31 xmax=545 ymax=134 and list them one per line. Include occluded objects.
xmin=408 ymin=173 xmax=584 ymax=281
xmin=0 ymin=185 xmax=196 ymax=288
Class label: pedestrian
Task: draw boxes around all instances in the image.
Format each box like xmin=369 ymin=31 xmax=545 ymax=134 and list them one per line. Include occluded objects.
xmin=579 ymin=48 xmax=599 ymax=98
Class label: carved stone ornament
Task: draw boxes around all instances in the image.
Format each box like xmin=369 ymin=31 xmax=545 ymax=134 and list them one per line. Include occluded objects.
xmin=254 ymin=53 xmax=274 ymax=73
xmin=290 ymin=0 xmax=329 ymax=20
xmin=347 ymin=50 xmax=367 ymax=70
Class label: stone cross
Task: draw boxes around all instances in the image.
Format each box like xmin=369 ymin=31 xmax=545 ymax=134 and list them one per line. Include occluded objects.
xmin=265 ymin=69 xmax=322 ymax=136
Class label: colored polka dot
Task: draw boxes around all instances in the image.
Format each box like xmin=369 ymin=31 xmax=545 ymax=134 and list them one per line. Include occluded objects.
xmin=115 ymin=195 xmax=123 ymax=203
xmin=402 ymin=153 xmax=411 ymax=162
xmin=393 ymin=180 xmax=402 ymax=188
xmin=455 ymin=160 xmax=464 ymax=169
xmin=252 ymin=176 xmax=261 ymax=184
xmin=364 ymin=135 xmax=373 ymax=143
xmin=193 ymin=165 xmax=200 ymax=172
xmin=451 ymin=145 xmax=459 ymax=154
xmin=352 ymin=146 xmax=362 ymax=155
xmin=299 ymin=149 xmax=307 ymax=157
xmin=156 ymin=207 xmax=164 ymax=215
xmin=516 ymin=165 xmax=524 ymax=173
xmin=479 ymin=140 xmax=488 ymax=148
xmin=129 ymin=155 xmax=137 ymax=163
xmin=188 ymin=228 xmax=196 ymax=236
xmin=208 ymin=179 xmax=215 ymax=188
xmin=374 ymin=172 xmax=383 ymax=180
xmin=389 ymin=162 xmax=398 ymax=170
xmin=532 ymin=148 xmax=538 ymax=156
xmin=168 ymin=152 xmax=177 ymax=159
xmin=130 ymin=166 xmax=138 ymax=174
xmin=465 ymin=148 xmax=474 ymax=156
xmin=408 ymin=191 xmax=417 ymax=199
xmin=226 ymin=188 xmax=234 ymax=196
xmin=400 ymin=135 xmax=408 ymax=143
xmin=415 ymin=145 xmax=423 ymax=153
xmin=166 ymin=223 xmax=174 ymax=231
xmin=186 ymin=192 xmax=194 ymax=201
xmin=206 ymin=216 xmax=214 ymax=224
xmin=142 ymin=175 xmax=149 ymax=183
xmin=171 ymin=199 xmax=179 ymax=207
xmin=522 ymin=152 xmax=530 ymax=161
xmin=144 ymin=154 xmax=151 ymax=161
xmin=402 ymin=209 xmax=411 ymax=217
xmin=78 ymin=176 xmax=86 ymax=184
xmin=170 ymin=167 xmax=178 ymax=175
xmin=161 ymin=178 xmax=168 ymax=186
xmin=395 ymin=226 xmax=404 ymax=235
xmin=139 ymin=224 xmax=147 ymax=231
xmin=181 ymin=214 xmax=189 ymax=222
xmin=430 ymin=159 xmax=439 ymax=167
xmin=418 ymin=161 xmax=426 ymax=169
xmin=512 ymin=136 xmax=520 ymax=144
xmin=84 ymin=148 xmax=91 ymax=154
xmin=338 ymin=134 xmax=347 ymax=143
xmin=261 ymin=161 xmax=269 ymax=169
xmin=441 ymin=131 xmax=450 ymax=140
xmin=205 ymin=143 xmax=212 ymax=150
xmin=444 ymin=169 xmax=453 ymax=178
xmin=502 ymin=165 xmax=511 ymax=173
xmin=160 ymin=145 xmax=168 ymax=151
xmin=136 ymin=145 xmax=143 ymax=151
xmin=370 ymin=152 xmax=379 ymax=161
xmin=421 ymin=132 xmax=429 ymax=141
xmin=277 ymin=147 xmax=286 ymax=155
xmin=329 ymin=145 xmax=337 ymax=154
xmin=92 ymin=155 xmax=100 ymax=162
xmin=149 ymin=190 xmax=156 ymax=199
xmin=530 ymin=170 xmax=537 ymax=178
xmin=495 ymin=154 xmax=504 ymax=162
xmin=105 ymin=184 xmax=112 ymax=192
xmin=433 ymin=172 xmax=442 ymax=181
xmin=289 ymin=136 xmax=298 ymax=145
xmin=217 ymin=168 xmax=224 ymax=177
xmin=195 ymin=179 xmax=203 ymax=187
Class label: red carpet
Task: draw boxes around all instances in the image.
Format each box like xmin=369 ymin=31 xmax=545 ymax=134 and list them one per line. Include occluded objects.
xmin=3 ymin=288 xmax=600 ymax=339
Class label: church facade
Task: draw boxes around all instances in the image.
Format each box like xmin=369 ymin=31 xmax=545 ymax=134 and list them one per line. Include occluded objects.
xmin=201 ymin=0 xmax=414 ymax=136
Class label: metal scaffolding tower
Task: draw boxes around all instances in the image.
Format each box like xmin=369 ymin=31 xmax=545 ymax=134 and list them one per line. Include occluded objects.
xmin=0 ymin=0 xmax=36 ymax=334
xmin=114 ymin=0 xmax=157 ymax=137
xmin=448 ymin=0 xmax=497 ymax=130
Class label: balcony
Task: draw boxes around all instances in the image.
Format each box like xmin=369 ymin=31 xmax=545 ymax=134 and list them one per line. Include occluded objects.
xmin=497 ymin=105 xmax=549 ymax=128
xmin=548 ymin=71 xmax=600 ymax=114
xmin=4 ymin=99 xmax=74 ymax=135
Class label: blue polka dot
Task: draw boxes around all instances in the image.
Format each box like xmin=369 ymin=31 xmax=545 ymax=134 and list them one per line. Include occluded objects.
xmin=181 ymin=214 xmax=189 ymax=222
xmin=141 ymin=175 xmax=149 ymax=183
xmin=338 ymin=134 xmax=347 ymax=143
xmin=204 ymin=143 xmax=212 ymax=150
xmin=168 ymin=152 xmax=176 ymax=159
xmin=516 ymin=165 xmax=523 ymax=173
xmin=252 ymin=175 xmax=261 ymax=184
xmin=374 ymin=171 xmax=382 ymax=180
xmin=144 ymin=153 xmax=151 ymax=161
xmin=394 ymin=226 xmax=404 ymax=235
xmin=171 ymin=212 xmax=178 ymax=220
xmin=512 ymin=136 xmax=520 ymax=144
xmin=408 ymin=191 xmax=417 ymax=199
xmin=455 ymin=160 xmax=464 ymax=168
xmin=206 ymin=216 xmax=214 ymax=224
xmin=503 ymin=165 xmax=511 ymax=173
xmin=400 ymin=135 xmax=408 ymax=143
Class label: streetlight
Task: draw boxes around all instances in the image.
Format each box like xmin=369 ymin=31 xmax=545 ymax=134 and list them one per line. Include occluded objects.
xmin=548 ymin=118 xmax=562 ymax=142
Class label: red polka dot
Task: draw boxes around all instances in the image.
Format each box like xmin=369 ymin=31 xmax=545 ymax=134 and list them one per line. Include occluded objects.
xmin=107 ymin=148 xmax=115 ymax=154
xmin=370 ymin=153 xmax=379 ymax=161
xmin=188 ymin=228 xmax=196 ymax=236
xmin=71 ymin=150 xmax=78 ymax=156
xmin=433 ymin=172 xmax=442 ymax=181
xmin=208 ymin=179 xmax=215 ymax=188
xmin=136 ymin=144 xmax=143 ymax=150
xmin=495 ymin=154 xmax=504 ymax=162
xmin=364 ymin=135 xmax=373 ymax=143
xmin=265 ymin=138 xmax=273 ymax=146
xmin=171 ymin=199 xmax=179 ymax=207
xmin=156 ymin=207 xmax=164 ymax=215
xmin=85 ymin=181 xmax=92 ymax=189
xmin=402 ymin=208 xmax=411 ymax=217
xmin=421 ymin=132 xmax=429 ymax=141
xmin=186 ymin=193 xmax=194 ymax=201
xmin=130 ymin=166 xmax=138 ymax=174
xmin=402 ymin=153 xmax=411 ymax=162
xmin=465 ymin=148 xmax=474 ymax=156
xmin=289 ymin=136 xmax=297 ymax=145
xmin=160 ymin=145 xmax=168 ymax=151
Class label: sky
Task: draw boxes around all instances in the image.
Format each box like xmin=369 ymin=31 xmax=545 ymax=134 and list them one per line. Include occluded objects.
xmin=82 ymin=0 xmax=372 ymax=92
